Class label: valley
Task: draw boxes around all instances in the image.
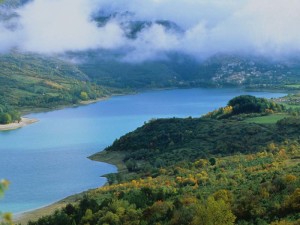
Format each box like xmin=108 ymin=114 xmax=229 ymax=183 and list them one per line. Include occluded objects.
xmin=1 ymin=1 xmax=300 ymax=225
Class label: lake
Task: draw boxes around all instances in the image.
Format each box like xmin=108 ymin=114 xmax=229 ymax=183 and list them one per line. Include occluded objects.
xmin=0 ymin=88 xmax=285 ymax=214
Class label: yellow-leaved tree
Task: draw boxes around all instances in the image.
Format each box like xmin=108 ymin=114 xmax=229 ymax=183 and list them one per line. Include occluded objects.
xmin=192 ymin=196 xmax=236 ymax=225
xmin=0 ymin=179 xmax=12 ymax=225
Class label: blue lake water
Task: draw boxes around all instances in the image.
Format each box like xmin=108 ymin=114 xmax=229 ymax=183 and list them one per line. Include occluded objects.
xmin=0 ymin=88 xmax=285 ymax=214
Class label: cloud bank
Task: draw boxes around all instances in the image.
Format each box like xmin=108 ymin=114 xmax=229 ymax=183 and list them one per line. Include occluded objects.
xmin=1 ymin=0 xmax=300 ymax=61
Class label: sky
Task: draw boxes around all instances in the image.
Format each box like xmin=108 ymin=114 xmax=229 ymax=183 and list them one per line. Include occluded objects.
xmin=1 ymin=0 xmax=300 ymax=61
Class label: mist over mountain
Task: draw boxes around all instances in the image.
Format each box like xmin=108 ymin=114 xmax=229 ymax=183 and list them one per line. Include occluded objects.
xmin=1 ymin=0 xmax=300 ymax=63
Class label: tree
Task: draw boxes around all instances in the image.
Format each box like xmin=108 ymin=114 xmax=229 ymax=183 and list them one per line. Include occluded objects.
xmin=143 ymin=200 xmax=174 ymax=223
xmin=228 ymin=95 xmax=283 ymax=115
xmin=213 ymin=190 xmax=233 ymax=205
xmin=99 ymin=211 xmax=120 ymax=225
xmin=192 ymin=197 xmax=236 ymax=225
xmin=209 ymin=157 xmax=216 ymax=166
xmin=79 ymin=91 xmax=89 ymax=101
xmin=125 ymin=159 xmax=138 ymax=172
xmin=270 ymin=220 xmax=295 ymax=225
xmin=0 ymin=179 xmax=12 ymax=225
xmin=285 ymin=174 xmax=297 ymax=184
xmin=284 ymin=188 xmax=300 ymax=211
xmin=80 ymin=209 xmax=93 ymax=224
xmin=0 ymin=113 xmax=12 ymax=124
xmin=0 ymin=179 xmax=9 ymax=197
xmin=10 ymin=111 xmax=21 ymax=123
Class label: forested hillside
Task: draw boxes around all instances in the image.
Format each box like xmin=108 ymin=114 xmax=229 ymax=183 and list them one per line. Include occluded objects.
xmin=0 ymin=53 xmax=112 ymax=120
xmin=27 ymin=96 xmax=300 ymax=225
xmin=74 ymin=51 xmax=300 ymax=89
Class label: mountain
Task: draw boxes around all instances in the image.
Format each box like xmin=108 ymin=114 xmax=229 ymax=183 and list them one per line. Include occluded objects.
xmin=70 ymin=50 xmax=300 ymax=89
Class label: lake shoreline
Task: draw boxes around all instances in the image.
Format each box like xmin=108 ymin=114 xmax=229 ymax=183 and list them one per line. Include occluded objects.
xmin=17 ymin=85 xmax=290 ymax=118
xmin=10 ymin=88 xmax=288 ymax=224
xmin=15 ymin=151 xmax=126 ymax=224
xmin=14 ymin=191 xmax=90 ymax=225
xmin=0 ymin=118 xmax=38 ymax=131
xmin=2 ymin=95 xmax=117 ymax=132
xmin=9 ymin=86 xmax=288 ymax=132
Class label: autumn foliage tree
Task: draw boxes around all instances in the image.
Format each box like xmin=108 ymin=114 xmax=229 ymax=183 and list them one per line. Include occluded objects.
xmin=0 ymin=180 xmax=12 ymax=225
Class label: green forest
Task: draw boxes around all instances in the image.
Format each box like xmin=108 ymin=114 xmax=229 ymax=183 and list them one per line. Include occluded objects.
xmin=24 ymin=96 xmax=300 ymax=225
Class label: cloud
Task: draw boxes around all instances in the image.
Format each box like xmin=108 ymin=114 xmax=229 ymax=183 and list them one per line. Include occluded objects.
xmin=123 ymin=24 xmax=180 ymax=62
xmin=1 ymin=0 xmax=300 ymax=60
xmin=97 ymin=0 xmax=240 ymax=29
xmin=0 ymin=23 xmax=19 ymax=52
xmin=19 ymin=0 xmax=127 ymax=53
xmin=0 ymin=0 xmax=126 ymax=54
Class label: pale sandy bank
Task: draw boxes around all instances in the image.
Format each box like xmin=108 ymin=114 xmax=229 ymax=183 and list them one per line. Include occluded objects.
xmin=0 ymin=117 xmax=38 ymax=131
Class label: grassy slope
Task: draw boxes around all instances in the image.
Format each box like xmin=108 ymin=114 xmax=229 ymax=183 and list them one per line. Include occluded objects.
xmin=245 ymin=113 xmax=290 ymax=124
xmin=89 ymin=150 xmax=127 ymax=172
